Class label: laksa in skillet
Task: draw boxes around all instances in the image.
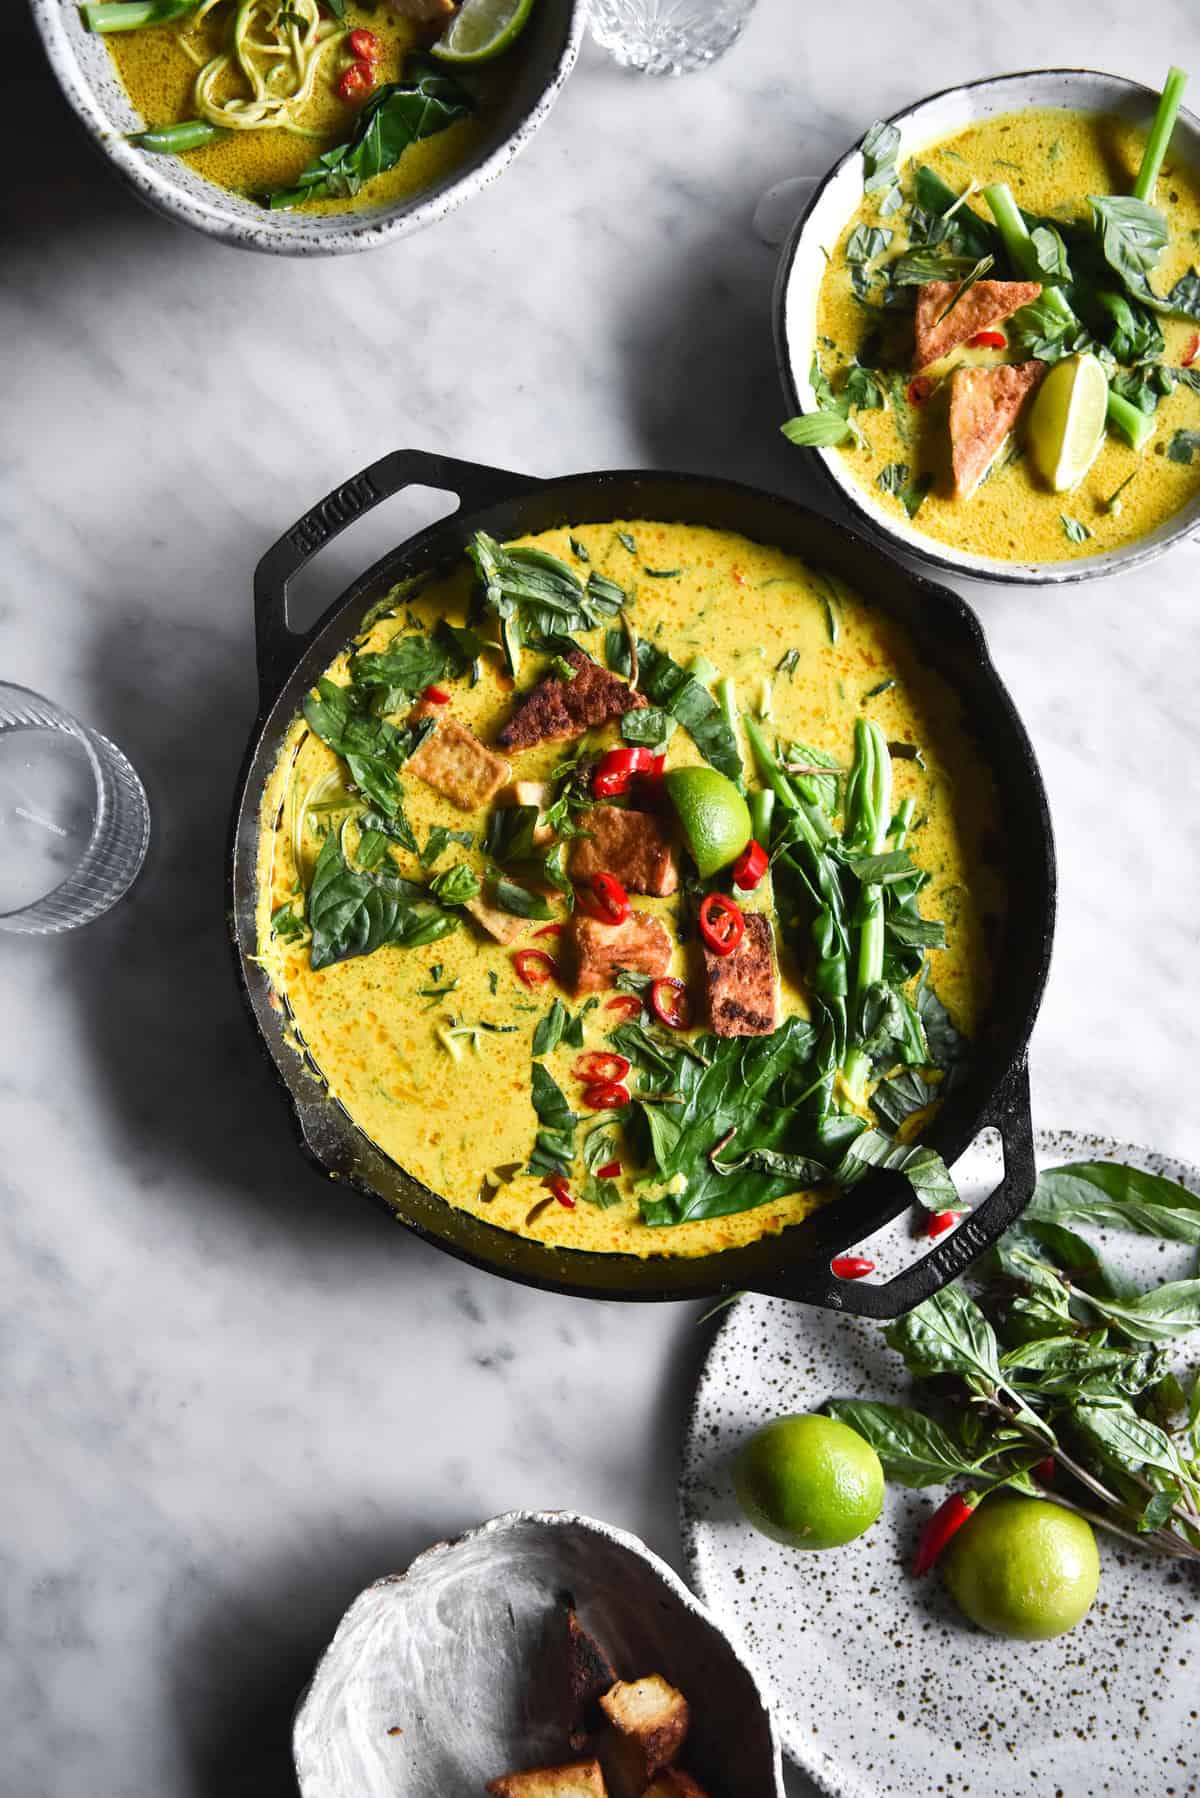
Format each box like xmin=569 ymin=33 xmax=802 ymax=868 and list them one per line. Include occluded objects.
xmin=256 ymin=521 xmax=1003 ymax=1259
xmin=787 ymin=67 xmax=1200 ymax=563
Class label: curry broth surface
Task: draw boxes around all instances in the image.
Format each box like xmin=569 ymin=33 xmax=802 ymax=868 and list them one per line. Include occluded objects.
xmin=256 ymin=521 xmax=1002 ymax=1259
xmin=108 ymin=7 xmax=495 ymax=212
xmin=815 ymin=108 xmax=1200 ymax=561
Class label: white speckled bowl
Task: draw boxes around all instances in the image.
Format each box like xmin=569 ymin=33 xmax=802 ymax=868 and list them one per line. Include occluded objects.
xmin=293 ymin=1510 xmax=786 ymax=1797
xmin=680 ymin=1128 xmax=1200 ymax=1798
xmin=775 ymin=69 xmax=1200 ymax=584
xmin=30 ymin=0 xmax=585 ymax=256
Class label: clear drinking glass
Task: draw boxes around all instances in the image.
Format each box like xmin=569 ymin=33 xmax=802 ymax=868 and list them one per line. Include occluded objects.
xmin=0 ymin=682 xmax=150 ymax=934
xmin=587 ymin=0 xmax=756 ymax=74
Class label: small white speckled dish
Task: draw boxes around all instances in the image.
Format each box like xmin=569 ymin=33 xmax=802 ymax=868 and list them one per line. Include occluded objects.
xmin=680 ymin=1130 xmax=1200 ymax=1798
xmin=29 ymin=0 xmax=585 ymax=256
xmin=293 ymin=1509 xmax=786 ymax=1797
xmin=774 ymin=69 xmax=1200 ymax=584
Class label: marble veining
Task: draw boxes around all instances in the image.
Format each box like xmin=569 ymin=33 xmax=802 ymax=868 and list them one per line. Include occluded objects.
xmin=2 ymin=3 xmax=1199 ymax=1795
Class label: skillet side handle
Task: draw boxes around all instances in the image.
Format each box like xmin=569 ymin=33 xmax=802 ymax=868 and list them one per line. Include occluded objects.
xmin=758 ymin=1059 xmax=1036 ymax=1319
xmin=252 ymin=449 xmax=541 ymax=710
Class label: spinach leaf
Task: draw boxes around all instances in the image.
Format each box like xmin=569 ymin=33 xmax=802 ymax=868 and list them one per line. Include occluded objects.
xmin=636 ymin=639 xmax=743 ymax=784
xmin=825 ymin=1400 xmax=979 ymax=1487
xmin=267 ymin=61 xmax=473 ymax=208
xmin=915 ymin=968 xmax=968 ymax=1084
xmin=1028 ymin=1161 xmax=1200 ymax=1246
xmin=527 ymin=1063 xmax=577 ymax=1176
xmin=307 ymin=826 xmax=458 ymax=971
xmin=870 ymin=1068 xmax=937 ymax=1130
xmin=1094 ymin=289 xmax=1165 ymax=363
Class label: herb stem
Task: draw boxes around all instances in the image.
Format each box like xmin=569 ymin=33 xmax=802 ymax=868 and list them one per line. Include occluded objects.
xmin=1133 ymin=66 xmax=1189 ymax=204
xmin=842 ymin=721 xmax=892 ymax=1103
xmin=1037 ymin=1488 xmax=1200 ymax=1562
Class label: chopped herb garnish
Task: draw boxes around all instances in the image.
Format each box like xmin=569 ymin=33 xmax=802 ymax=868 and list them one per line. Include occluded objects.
xmin=1060 ymin=513 xmax=1093 ymax=543
xmin=863 ymin=678 xmax=897 ymax=700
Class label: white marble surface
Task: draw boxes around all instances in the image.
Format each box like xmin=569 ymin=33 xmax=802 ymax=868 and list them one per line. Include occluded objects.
xmin=2 ymin=4 xmax=1199 ymax=1796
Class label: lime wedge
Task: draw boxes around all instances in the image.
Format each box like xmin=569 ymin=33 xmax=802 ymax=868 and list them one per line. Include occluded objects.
xmin=1028 ymin=352 xmax=1109 ymax=493
xmin=664 ymin=766 xmax=751 ymax=879
xmin=430 ymin=0 xmax=535 ymax=63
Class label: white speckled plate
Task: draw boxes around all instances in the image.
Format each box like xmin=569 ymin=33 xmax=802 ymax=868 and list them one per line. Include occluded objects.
xmin=680 ymin=1130 xmax=1200 ymax=1798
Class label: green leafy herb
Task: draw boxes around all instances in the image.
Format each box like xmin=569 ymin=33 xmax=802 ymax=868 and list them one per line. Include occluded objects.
xmin=307 ymin=825 xmax=458 ymax=971
xmin=1168 ymin=428 xmax=1200 ymax=464
xmin=1028 ymin=1161 xmax=1200 ymax=1246
xmin=843 ymin=365 xmax=887 ymax=411
xmin=267 ymin=61 xmax=473 ymax=208
xmin=527 ymin=1063 xmax=577 ymax=1176
xmin=532 ymin=998 xmax=568 ymax=1058
xmin=846 ymin=224 xmax=893 ymax=263
xmin=876 ymin=462 xmax=934 ymax=518
xmin=271 ymin=903 xmax=306 ymax=942
xmin=861 ymin=120 xmax=900 ymax=196
xmin=781 ymin=411 xmax=859 ymax=448
xmin=302 ymin=678 xmax=432 ymax=818
xmin=1060 ymin=513 xmax=1092 ymax=543
xmin=429 ymin=863 xmax=481 ymax=907
xmin=490 ymin=877 xmax=554 ymax=921
xmin=636 ymin=638 xmax=743 ymax=785
xmin=421 ymin=824 xmax=473 ymax=867
xmin=568 ymin=536 xmax=590 ymax=563
xmin=467 ymin=532 xmax=625 ymax=677
xmin=620 ymin=706 xmax=675 ymax=749
xmin=616 ymin=531 xmax=638 ymax=555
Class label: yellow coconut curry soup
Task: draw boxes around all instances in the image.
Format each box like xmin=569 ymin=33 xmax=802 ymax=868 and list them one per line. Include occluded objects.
xmin=86 ymin=0 xmax=535 ymax=213
xmin=790 ymin=68 xmax=1200 ymax=562
xmin=255 ymin=521 xmax=1004 ymax=1259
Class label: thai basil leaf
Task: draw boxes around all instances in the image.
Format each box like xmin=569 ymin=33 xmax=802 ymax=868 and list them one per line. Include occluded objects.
xmin=484 ymin=804 xmax=542 ymax=867
xmin=532 ymin=998 xmax=568 ymax=1058
xmin=844 ymin=364 xmax=887 ymax=410
xmin=1081 ymin=1278 xmax=1200 ymax=1344
xmin=825 ymin=1400 xmax=979 ymax=1487
xmin=420 ymin=824 xmax=473 ymax=867
xmin=912 ymin=165 xmax=996 ymax=260
xmin=360 ymin=805 xmax=419 ymax=856
xmin=1087 ymin=194 xmax=1168 ymax=298
xmin=490 ymin=877 xmax=554 ymax=921
xmin=846 ymin=224 xmax=893 ymax=263
xmin=861 ymin=120 xmax=900 ymax=194
xmin=1027 ymin=1161 xmax=1200 ymax=1246
xmin=620 ymin=705 xmax=675 ymax=748
xmin=351 ymin=633 xmax=449 ymax=695
xmin=527 ymin=1063 xmax=577 ymax=1176
xmin=781 ymin=411 xmax=858 ymax=447
xmin=429 ymin=862 xmax=481 ymax=906
xmin=267 ymin=61 xmax=473 ymax=208
xmin=885 ymin=1285 xmax=1004 ymax=1389
xmin=835 ymin=1129 xmax=957 ymax=1210
xmin=307 ymin=826 xmax=458 ymax=971
xmin=302 ymin=677 xmax=431 ymax=818
xmin=1073 ymin=1399 xmax=1189 ymax=1481
xmin=1168 ymin=429 xmax=1200 ymax=464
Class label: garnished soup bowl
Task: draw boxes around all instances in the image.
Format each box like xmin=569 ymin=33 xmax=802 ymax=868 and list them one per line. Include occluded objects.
xmin=774 ymin=69 xmax=1200 ymax=584
xmin=29 ymin=0 xmax=584 ymax=256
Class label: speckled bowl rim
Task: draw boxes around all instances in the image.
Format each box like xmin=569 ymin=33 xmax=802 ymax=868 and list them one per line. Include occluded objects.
xmin=292 ymin=1508 xmax=787 ymax=1797
xmin=774 ymin=66 xmax=1200 ymax=585
xmin=678 ymin=1125 xmax=1200 ymax=1798
xmin=29 ymin=0 xmax=586 ymax=256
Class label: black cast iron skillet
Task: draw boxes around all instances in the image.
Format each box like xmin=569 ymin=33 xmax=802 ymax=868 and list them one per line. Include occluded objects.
xmin=229 ymin=449 xmax=1056 ymax=1315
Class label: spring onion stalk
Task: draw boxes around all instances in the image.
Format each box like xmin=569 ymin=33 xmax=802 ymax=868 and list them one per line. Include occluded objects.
xmin=842 ymin=721 xmax=892 ymax=1104
xmin=891 ymin=794 xmax=915 ymax=851
xmin=747 ymin=787 xmax=775 ymax=845
xmin=83 ymin=0 xmax=197 ymax=29
xmin=1133 ymin=66 xmax=1189 ymax=203
xmin=716 ymin=674 xmax=739 ymax=740
xmin=688 ymin=653 xmax=719 ymax=687
xmin=981 ymin=183 xmax=1077 ymax=328
xmin=1106 ymin=390 xmax=1157 ymax=452
xmin=131 ymin=119 xmax=223 ymax=154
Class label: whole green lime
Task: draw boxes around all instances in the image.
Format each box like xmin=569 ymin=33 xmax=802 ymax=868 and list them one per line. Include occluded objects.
xmin=664 ymin=766 xmax=751 ymax=878
xmin=733 ymin=1413 xmax=885 ymax=1550
xmin=943 ymin=1493 xmax=1099 ymax=1639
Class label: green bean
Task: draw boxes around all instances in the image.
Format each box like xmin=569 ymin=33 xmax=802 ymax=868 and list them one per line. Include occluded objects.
xmin=130 ymin=119 xmax=223 ymax=154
